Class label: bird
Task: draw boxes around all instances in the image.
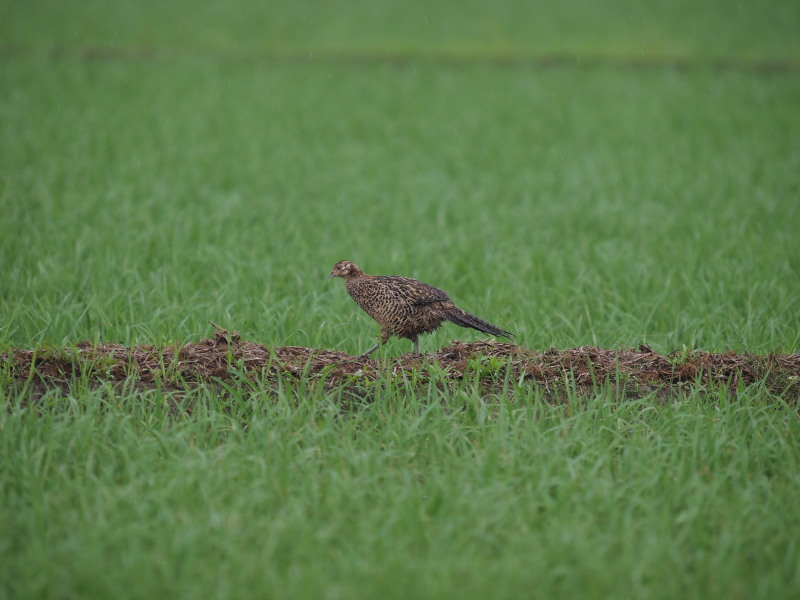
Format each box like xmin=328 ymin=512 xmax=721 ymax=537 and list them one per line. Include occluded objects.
xmin=328 ymin=260 xmax=513 ymax=357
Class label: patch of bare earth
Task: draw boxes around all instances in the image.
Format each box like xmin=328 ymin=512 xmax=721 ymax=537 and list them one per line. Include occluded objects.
xmin=3 ymin=326 xmax=799 ymax=404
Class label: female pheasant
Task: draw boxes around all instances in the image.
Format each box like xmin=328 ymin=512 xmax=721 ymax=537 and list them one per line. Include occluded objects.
xmin=329 ymin=260 xmax=513 ymax=357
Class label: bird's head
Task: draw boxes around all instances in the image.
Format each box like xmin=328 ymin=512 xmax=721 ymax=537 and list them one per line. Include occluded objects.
xmin=328 ymin=260 xmax=363 ymax=280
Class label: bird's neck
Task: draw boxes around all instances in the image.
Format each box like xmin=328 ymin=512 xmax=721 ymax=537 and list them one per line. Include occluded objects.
xmin=344 ymin=269 xmax=367 ymax=282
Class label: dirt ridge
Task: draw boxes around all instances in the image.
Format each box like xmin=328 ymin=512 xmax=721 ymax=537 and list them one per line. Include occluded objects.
xmin=4 ymin=326 xmax=799 ymax=400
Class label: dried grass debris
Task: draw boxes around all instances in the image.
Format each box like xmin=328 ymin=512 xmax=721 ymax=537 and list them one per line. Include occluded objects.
xmin=3 ymin=326 xmax=799 ymax=401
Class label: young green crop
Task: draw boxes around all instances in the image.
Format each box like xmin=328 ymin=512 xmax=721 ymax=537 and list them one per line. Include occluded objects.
xmin=1 ymin=58 xmax=798 ymax=353
xmin=2 ymin=381 xmax=798 ymax=600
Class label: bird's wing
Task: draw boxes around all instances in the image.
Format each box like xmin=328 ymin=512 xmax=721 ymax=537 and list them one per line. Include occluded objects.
xmin=373 ymin=276 xmax=450 ymax=306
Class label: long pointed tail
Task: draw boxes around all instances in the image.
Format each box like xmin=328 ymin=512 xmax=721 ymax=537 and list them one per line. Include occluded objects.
xmin=443 ymin=308 xmax=514 ymax=339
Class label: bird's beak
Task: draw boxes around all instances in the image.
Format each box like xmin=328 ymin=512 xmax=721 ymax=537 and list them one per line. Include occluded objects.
xmin=328 ymin=272 xmax=336 ymax=280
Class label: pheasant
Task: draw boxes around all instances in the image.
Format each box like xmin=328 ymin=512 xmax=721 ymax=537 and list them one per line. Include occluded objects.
xmin=329 ymin=260 xmax=513 ymax=357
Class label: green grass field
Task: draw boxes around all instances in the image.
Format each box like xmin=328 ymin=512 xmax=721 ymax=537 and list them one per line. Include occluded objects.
xmin=2 ymin=1 xmax=800 ymax=598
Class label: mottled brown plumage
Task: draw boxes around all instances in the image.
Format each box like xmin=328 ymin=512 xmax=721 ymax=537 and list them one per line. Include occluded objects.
xmin=329 ymin=260 xmax=513 ymax=357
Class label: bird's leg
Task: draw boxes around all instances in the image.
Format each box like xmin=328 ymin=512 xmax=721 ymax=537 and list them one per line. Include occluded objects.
xmin=360 ymin=328 xmax=388 ymax=358
xmin=359 ymin=342 xmax=379 ymax=358
xmin=412 ymin=336 xmax=420 ymax=356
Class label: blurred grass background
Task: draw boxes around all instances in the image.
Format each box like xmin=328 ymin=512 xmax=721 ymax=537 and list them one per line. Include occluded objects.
xmin=3 ymin=0 xmax=799 ymax=60
xmin=1 ymin=0 xmax=798 ymax=354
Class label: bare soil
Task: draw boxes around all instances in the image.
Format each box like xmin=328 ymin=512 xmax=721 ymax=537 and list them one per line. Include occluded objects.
xmin=3 ymin=326 xmax=799 ymax=403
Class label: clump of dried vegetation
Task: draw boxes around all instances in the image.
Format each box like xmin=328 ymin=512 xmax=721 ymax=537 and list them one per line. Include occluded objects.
xmin=3 ymin=324 xmax=798 ymax=404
